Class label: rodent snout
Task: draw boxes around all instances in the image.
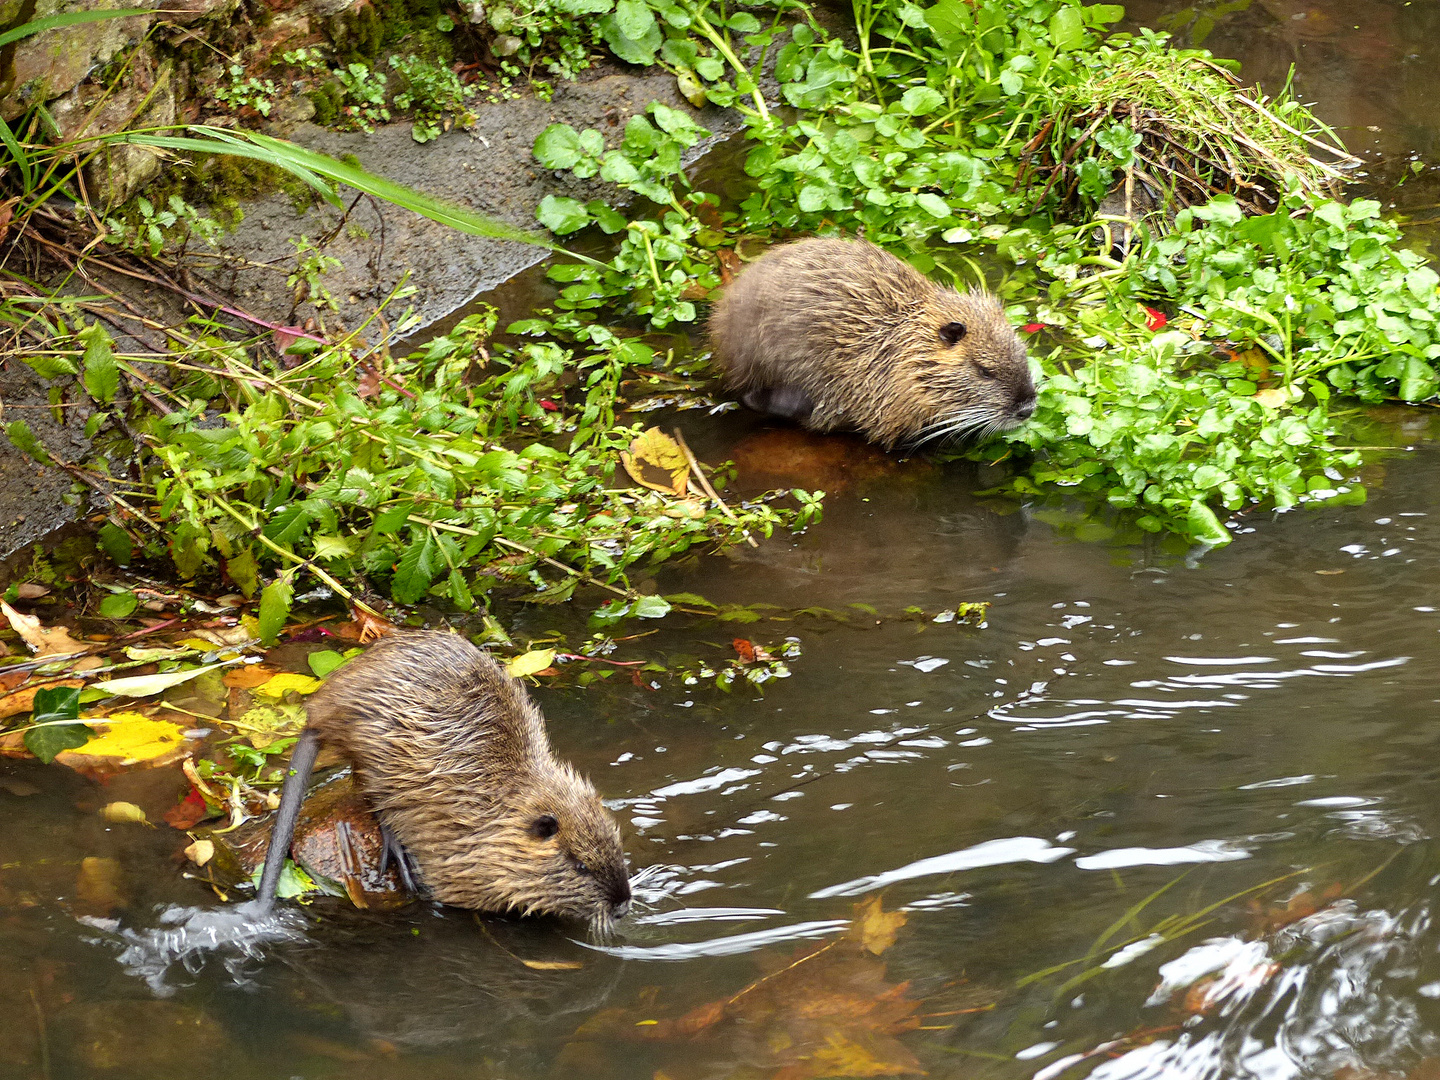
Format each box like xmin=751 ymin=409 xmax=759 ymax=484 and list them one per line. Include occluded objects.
xmin=1014 ymin=395 xmax=1036 ymax=421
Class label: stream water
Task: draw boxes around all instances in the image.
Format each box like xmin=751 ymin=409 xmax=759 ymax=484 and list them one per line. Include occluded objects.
xmin=6 ymin=2 xmax=1440 ymax=1078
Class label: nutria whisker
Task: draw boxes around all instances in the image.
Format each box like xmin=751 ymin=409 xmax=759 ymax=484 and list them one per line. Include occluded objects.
xmin=709 ymin=238 xmax=1036 ymax=449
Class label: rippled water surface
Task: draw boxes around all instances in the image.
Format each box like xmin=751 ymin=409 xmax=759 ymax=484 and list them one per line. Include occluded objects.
xmin=9 ymin=3 xmax=1440 ymax=1078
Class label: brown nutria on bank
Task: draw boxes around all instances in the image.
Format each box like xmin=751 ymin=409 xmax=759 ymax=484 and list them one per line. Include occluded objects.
xmin=254 ymin=631 xmax=631 ymax=934
xmin=708 ymin=238 xmax=1037 ymax=449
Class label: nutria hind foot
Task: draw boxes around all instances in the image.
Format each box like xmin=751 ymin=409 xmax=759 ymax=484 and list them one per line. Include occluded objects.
xmin=379 ymin=821 xmax=423 ymax=897
xmin=741 ymin=384 xmax=815 ymax=422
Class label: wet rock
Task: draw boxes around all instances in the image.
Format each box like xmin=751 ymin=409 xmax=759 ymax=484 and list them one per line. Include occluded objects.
xmin=0 ymin=1 xmax=153 ymax=121
xmin=49 ymin=48 xmax=177 ymax=208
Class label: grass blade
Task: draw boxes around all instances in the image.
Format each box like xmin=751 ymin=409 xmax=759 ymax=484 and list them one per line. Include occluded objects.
xmin=0 ymin=8 xmax=149 ymax=49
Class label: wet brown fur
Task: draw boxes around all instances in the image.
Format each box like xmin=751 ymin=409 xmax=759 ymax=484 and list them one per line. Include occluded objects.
xmin=304 ymin=631 xmax=630 ymax=932
xmin=709 ymin=238 xmax=1036 ymax=449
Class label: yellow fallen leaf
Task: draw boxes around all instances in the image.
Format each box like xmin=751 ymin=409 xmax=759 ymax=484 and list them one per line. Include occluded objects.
xmin=184 ymin=839 xmax=215 ymax=866
xmin=1254 ymin=388 xmax=1288 ymax=409
xmin=848 ymin=895 xmax=906 ymax=956
xmin=506 ymin=649 xmax=557 ymax=678
xmin=806 ymin=1031 xmax=924 ymax=1077
xmin=100 ymin=801 xmax=151 ymax=825
xmin=621 ymin=427 xmax=690 ymax=496
xmin=253 ymin=672 xmax=324 ymax=698
xmin=61 ymin=711 xmax=193 ymax=766
xmin=1 ymin=599 xmax=91 ymax=658
xmin=520 ymin=958 xmax=584 ymax=971
xmin=232 ymin=703 xmax=306 ymax=747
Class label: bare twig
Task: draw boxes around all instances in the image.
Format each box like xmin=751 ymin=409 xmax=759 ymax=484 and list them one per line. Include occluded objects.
xmin=672 ymin=427 xmax=758 ymax=548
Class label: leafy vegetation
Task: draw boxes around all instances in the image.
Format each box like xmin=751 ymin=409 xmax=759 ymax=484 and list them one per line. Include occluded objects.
xmin=520 ymin=0 xmax=1432 ymax=545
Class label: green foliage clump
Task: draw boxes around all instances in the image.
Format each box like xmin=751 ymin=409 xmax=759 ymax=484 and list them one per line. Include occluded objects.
xmin=6 ymin=305 xmax=815 ymax=617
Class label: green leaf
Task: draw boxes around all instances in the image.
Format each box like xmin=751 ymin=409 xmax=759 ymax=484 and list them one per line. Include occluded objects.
xmin=5 ymin=420 xmax=52 ymax=464
xmin=1085 ymin=4 xmax=1125 ymax=25
xmin=79 ymin=322 xmax=119 ymax=404
xmin=25 ymin=687 xmax=93 ymax=764
xmin=537 ymin=195 xmax=591 ymax=235
xmin=258 ymin=577 xmax=295 ymax=645
xmin=1049 ymin=6 xmax=1086 ymax=50
xmin=533 ymin=123 xmax=586 ymax=169
xmin=226 ymin=548 xmax=259 ymax=597
xmin=391 ymin=530 xmax=441 ymax=604
xmin=99 ymin=592 xmax=139 ymax=618
xmin=899 ymin=86 xmax=944 ymax=115
xmin=599 ymin=9 xmax=662 ymax=64
xmin=632 ymin=595 xmax=672 ymax=619
xmin=98 ymin=523 xmax=134 ymax=567
xmin=21 ymin=352 xmax=78 ymax=379
xmin=615 ymin=0 xmax=658 ymax=40
xmin=0 ymin=8 xmax=148 ymax=49
xmin=1185 ymin=501 xmax=1232 ymax=547
xmin=307 ymin=649 xmax=348 ymax=678
xmin=916 ymin=193 xmax=951 ymax=218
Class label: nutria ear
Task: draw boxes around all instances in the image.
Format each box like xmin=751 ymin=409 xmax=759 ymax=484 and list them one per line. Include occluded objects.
xmin=939 ymin=322 xmax=967 ymax=346
xmin=531 ymin=814 xmax=560 ymax=839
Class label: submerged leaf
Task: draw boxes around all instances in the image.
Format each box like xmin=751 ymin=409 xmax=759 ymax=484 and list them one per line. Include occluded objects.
xmin=100 ymin=801 xmax=151 ymax=825
xmin=848 ymin=895 xmax=907 ymax=955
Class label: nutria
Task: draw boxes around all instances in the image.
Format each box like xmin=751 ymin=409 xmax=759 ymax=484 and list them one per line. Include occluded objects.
xmin=709 ymin=238 xmax=1037 ymax=448
xmin=254 ymin=631 xmax=630 ymax=934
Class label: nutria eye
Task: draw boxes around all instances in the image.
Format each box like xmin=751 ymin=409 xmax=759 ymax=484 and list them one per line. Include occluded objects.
xmin=976 ymin=364 xmax=997 ymax=380
xmin=532 ymin=814 xmax=560 ymax=839
xmin=575 ymin=860 xmax=591 ymax=876
xmin=939 ymin=322 xmax=967 ymax=346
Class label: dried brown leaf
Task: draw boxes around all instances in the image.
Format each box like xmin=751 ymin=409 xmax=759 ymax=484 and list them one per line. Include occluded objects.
xmin=1 ymin=599 xmax=91 ymax=658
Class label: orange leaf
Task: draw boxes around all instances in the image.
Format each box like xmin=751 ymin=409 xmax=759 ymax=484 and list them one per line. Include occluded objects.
xmin=848 ymin=896 xmax=906 ymax=955
xmin=223 ymin=664 xmax=279 ymax=688
xmin=733 ymin=638 xmax=757 ymax=663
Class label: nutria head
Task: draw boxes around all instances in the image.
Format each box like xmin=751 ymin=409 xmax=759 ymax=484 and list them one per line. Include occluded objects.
xmin=909 ymin=288 xmax=1037 ymax=446
xmin=412 ymin=759 xmax=631 ymax=936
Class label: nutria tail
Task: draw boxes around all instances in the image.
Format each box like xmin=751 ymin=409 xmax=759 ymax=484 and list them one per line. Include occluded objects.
xmin=709 ymin=237 xmax=1036 ymax=449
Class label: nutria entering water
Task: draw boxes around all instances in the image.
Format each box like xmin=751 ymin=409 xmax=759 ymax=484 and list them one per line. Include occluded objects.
xmin=254 ymin=631 xmax=630 ymax=934
xmin=709 ymin=238 xmax=1037 ymax=449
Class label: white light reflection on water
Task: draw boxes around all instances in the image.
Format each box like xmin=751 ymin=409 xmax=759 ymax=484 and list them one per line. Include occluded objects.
xmin=809 ymin=836 xmax=1075 ymax=898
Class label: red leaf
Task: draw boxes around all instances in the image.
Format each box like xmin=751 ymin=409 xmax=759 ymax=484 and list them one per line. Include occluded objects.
xmin=163 ymin=787 xmax=210 ymax=830
xmin=539 ymin=399 xmax=560 ymax=412
xmin=1143 ymin=306 xmax=1167 ymax=331
xmin=1021 ymin=323 xmax=1045 ymax=334
xmin=733 ymin=638 xmax=757 ymax=663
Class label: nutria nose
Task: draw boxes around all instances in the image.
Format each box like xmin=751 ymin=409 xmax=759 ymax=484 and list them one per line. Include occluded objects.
xmin=609 ymin=874 xmax=632 ymax=917
xmin=1015 ymin=397 xmax=1036 ymax=420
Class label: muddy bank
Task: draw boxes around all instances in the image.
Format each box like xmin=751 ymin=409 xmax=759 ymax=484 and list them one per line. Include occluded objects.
xmin=214 ymin=65 xmax=745 ymax=331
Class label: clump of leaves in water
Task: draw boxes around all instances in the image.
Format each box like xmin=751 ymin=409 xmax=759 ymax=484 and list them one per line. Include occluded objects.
xmin=524 ymin=0 xmax=1437 ymax=546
